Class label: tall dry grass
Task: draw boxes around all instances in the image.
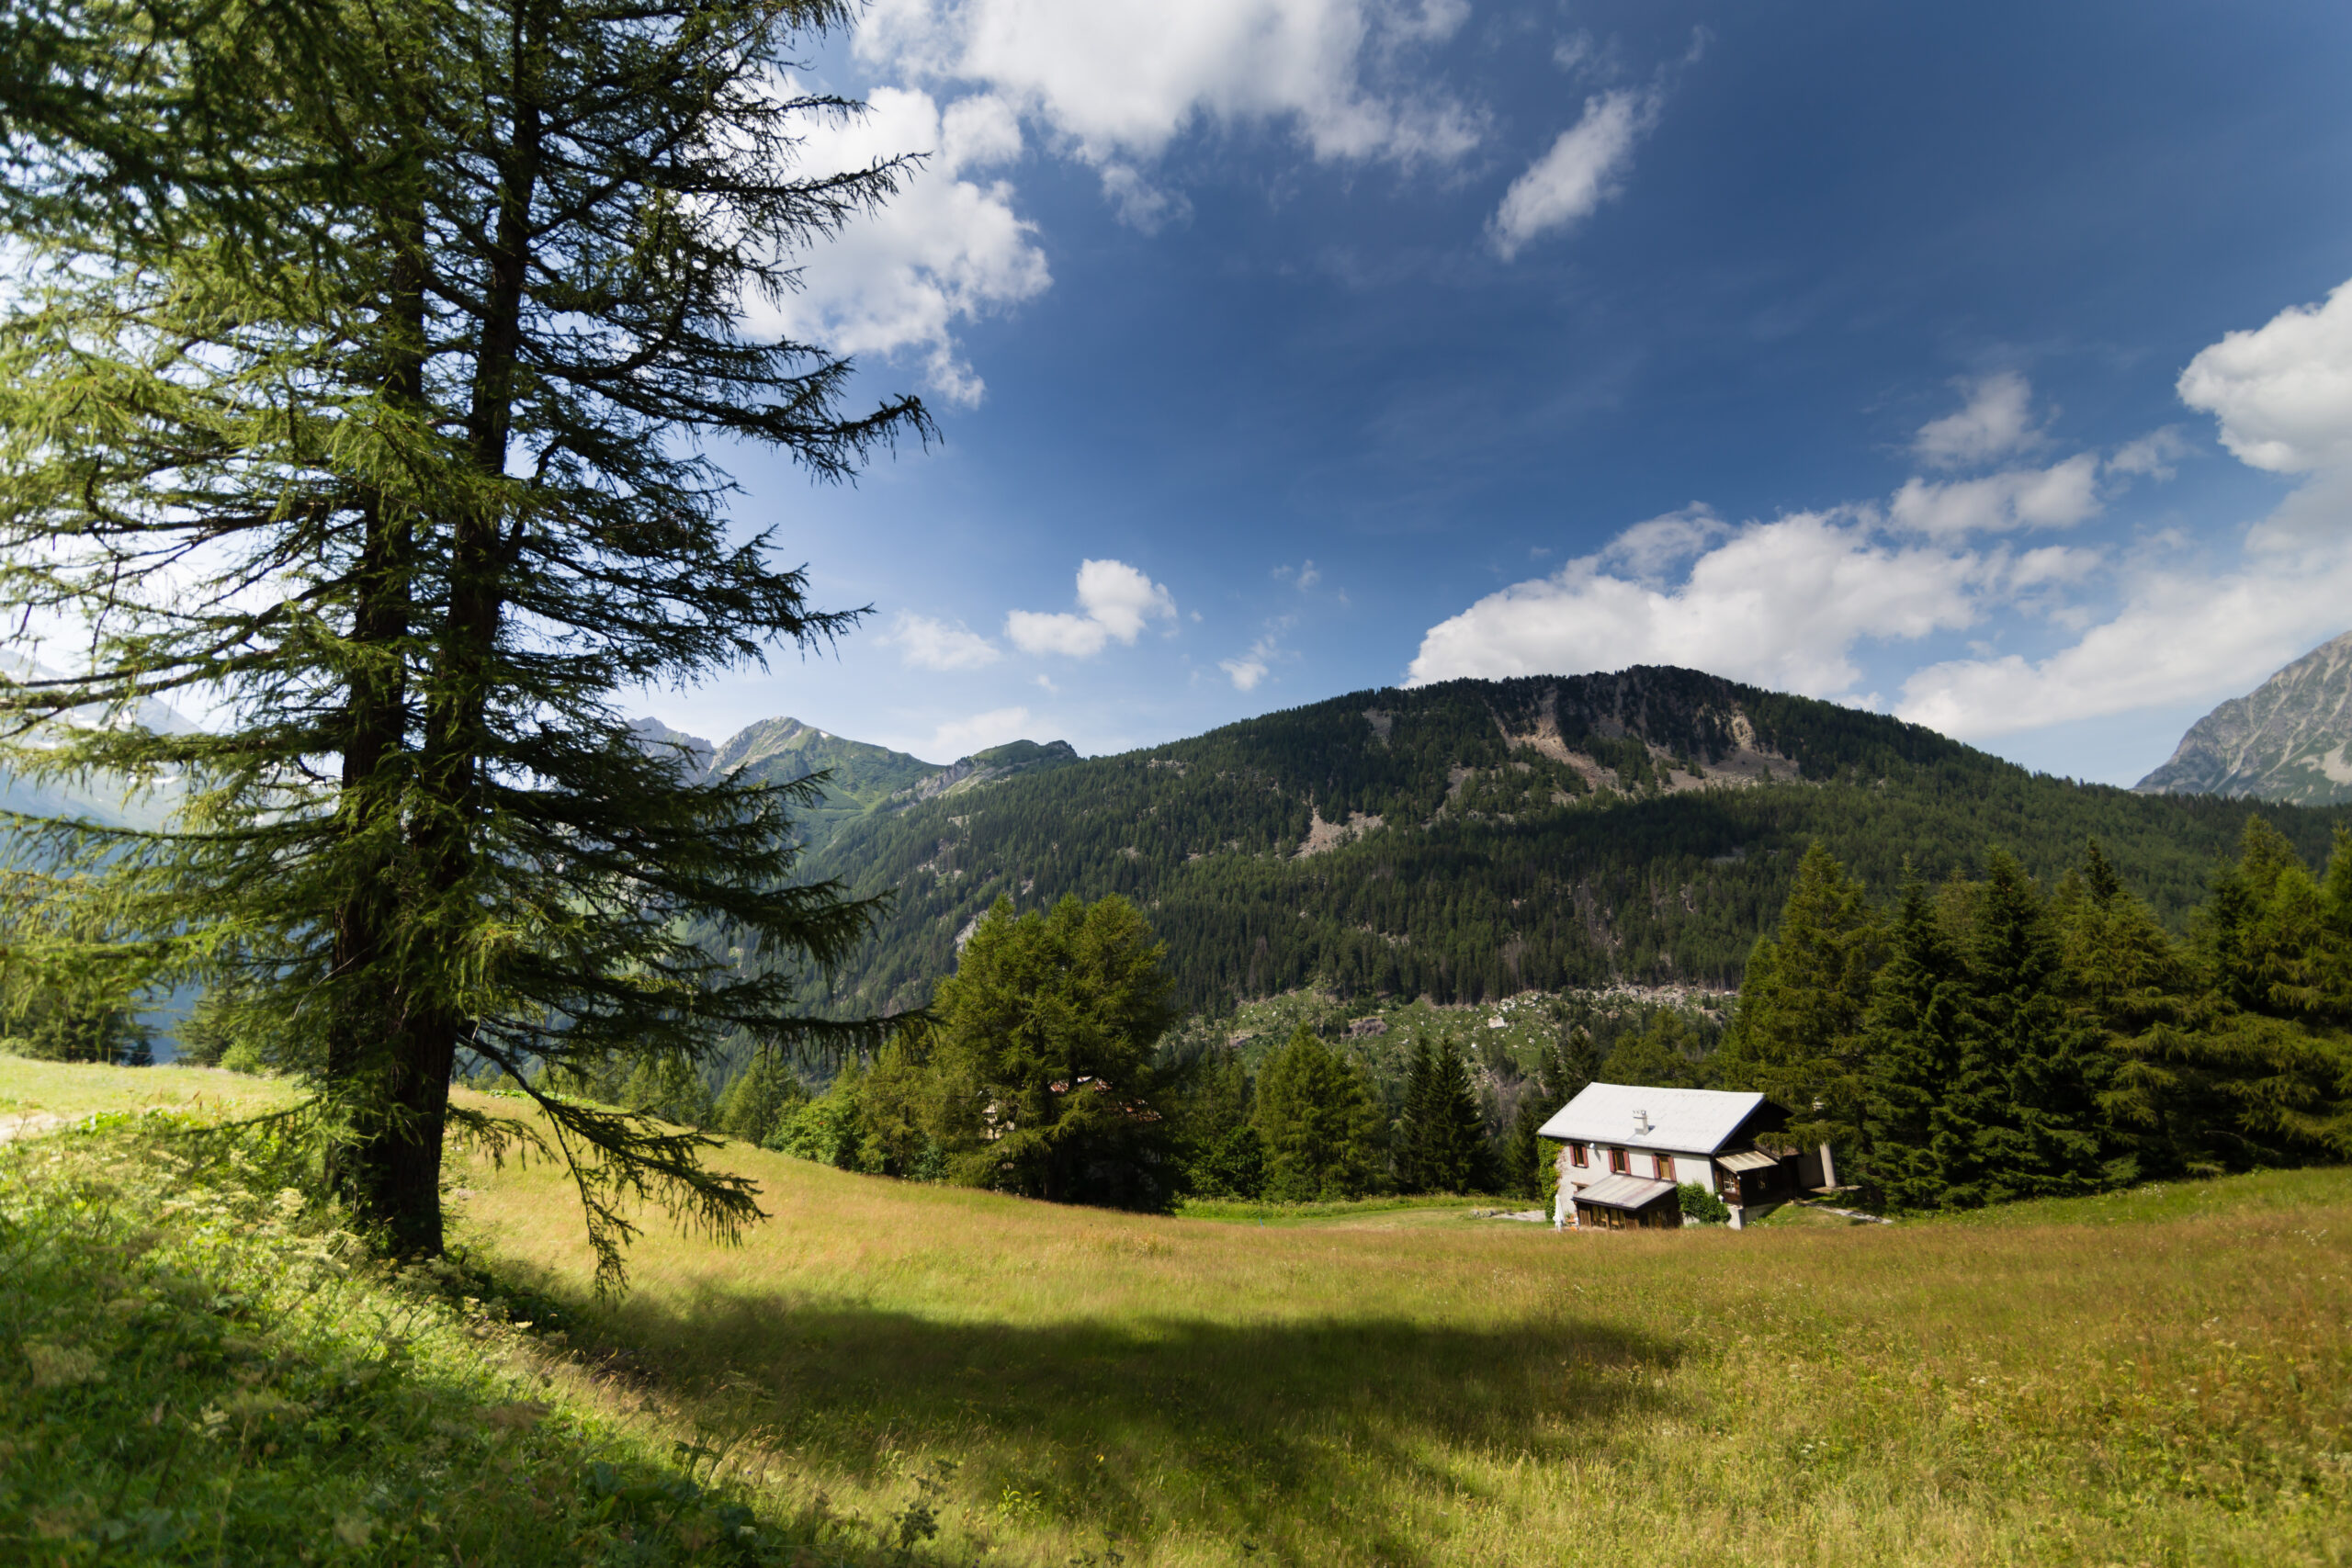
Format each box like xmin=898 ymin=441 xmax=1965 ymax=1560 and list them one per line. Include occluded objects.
xmin=451 ymin=1096 xmax=2352 ymax=1567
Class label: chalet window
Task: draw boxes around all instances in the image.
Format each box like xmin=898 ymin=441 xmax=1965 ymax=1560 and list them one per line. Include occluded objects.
xmin=1653 ymin=1153 xmax=1675 ymax=1181
xmin=1608 ymin=1146 xmax=1629 ymax=1175
xmin=1569 ymin=1143 xmax=1588 ymax=1168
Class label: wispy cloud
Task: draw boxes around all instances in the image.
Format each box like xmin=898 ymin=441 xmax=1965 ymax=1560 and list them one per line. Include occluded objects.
xmin=1489 ymin=88 xmax=1659 ymax=260
xmin=928 ymin=705 xmax=1033 ymax=758
xmin=1913 ymin=372 xmax=2043 ymax=468
xmin=885 ymin=610 xmax=1002 ymax=671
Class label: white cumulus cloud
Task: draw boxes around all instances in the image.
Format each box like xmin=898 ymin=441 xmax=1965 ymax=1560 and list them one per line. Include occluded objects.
xmin=1886 ymin=454 xmax=2104 ymax=536
xmin=1895 ymin=276 xmax=2352 ymax=739
xmin=1407 ymin=276 xmax=2352 ymax=750
xmin=859 ymin=0 xmax=1479 ymax=174
xmin=1408 ymin=510 xmax=1985 ymax=698
xmin=1489 ymin=89 xmax=1658 ymax=260
xmin=1913 ymin=372 xmax=2043 ymax=468
xmin=1005 ymin=558 xmax=1179 ymax=658
xmin=1894 ymin=533 xmax=2352 ymax=739
xmin=747 ymin=84 xmax=1049 ymax=405
xmin=885 ymin=611 xmax=1001 ymax=671
xmin=2177 ymin=277 xmax=2352 ymax=474
xmin=1220 ymin=622 xmax=1292 ymax=691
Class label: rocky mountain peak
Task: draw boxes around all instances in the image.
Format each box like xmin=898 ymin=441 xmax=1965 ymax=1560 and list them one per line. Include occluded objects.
xmin=2134 ymin=630 xmax=2352 ymax=804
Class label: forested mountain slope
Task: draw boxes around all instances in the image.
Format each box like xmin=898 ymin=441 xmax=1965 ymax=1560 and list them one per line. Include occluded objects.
xmin=798 ymin=668 xmax=2342 ymax=1016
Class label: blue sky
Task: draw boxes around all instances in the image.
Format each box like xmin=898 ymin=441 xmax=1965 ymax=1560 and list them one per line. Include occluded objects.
xmin=641 ymin=0 xmax=2352 ymax=785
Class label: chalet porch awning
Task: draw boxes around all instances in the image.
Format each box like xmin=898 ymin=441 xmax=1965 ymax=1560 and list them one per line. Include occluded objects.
xmin=1572 ymin=1174 xmax=1677 ymax=1212
xmin=1718 ymin=1149 xmax=1781 ymax=1173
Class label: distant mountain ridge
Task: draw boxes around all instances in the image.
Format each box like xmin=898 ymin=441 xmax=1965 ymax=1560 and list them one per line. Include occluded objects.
xmin=2135 ymin=631 xmax=2352 ymax=805
xmin=629 ymin=714 xmax=1080 ymax=851
xmin=778 ymin=667 xmax=2339 ymax=1017
xmin=0 ymin=650 xmax=199 ymax=829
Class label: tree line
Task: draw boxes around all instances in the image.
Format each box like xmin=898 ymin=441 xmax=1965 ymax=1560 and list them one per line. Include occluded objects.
xmin=648 ymin=892 xmax=1776 ymax=1210
xmin=610 ymin=891 xmax=1626 ymax=1206
xmin=673 ymin=814 xmax=2352 ymax=1219
xmin=1717 ymin=819 xmax=2352 ymax=1207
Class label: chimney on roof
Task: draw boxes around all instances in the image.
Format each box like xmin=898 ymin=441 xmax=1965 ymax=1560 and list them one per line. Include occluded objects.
xmin=1634 ymin=1110 xmax=1651 ymax=1135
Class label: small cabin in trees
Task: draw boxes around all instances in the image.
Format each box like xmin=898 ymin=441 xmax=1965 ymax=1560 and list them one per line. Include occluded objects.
xmin=1537 ymin=1082 xmax=1837 ymax=1231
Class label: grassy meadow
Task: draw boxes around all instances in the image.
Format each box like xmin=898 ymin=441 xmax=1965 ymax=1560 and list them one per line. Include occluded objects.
xmin=450 ymin=1091 xmax=2352 ymax=1567
xmin=5 ymin=1059 xmax=2349 ymax=1566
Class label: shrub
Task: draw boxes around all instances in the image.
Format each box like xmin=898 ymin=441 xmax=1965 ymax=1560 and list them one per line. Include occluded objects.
xmin=1679 ymin=1180 xmax=1732 ymax=1224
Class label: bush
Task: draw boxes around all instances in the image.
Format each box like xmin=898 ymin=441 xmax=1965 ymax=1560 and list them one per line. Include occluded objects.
xmin=765 ymin=1070 xmax=874 ymax=1169
xmin=1679 ymin=1181 xmax=1731 ymax=1224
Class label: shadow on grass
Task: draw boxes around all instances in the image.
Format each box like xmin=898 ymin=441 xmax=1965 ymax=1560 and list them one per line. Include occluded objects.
xmin=551 ymin=1283 xmax=1687 ymax=1566
xmin=0 ymin=1134 xmax=961 ymax=1568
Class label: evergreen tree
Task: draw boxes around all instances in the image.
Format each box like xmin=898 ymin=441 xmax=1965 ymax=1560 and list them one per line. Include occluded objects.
xmin=1861 ymin=870 xmax=1964 ymax=1209
xmin=0 ymin=0 xmax=928 ymax=1280
xmin=1945 ymin=851 xmax=2102 ymax=1203
xmin=1424 ymin=1041 xmax=1496 ymax=1193
xmin=2049 ymin=839 xmax=2196 ymax=1180
xmin=1395 ymin=1036 xmax=1440 ymax=1191
xmin=854 ymin=1030 xmax=947 ymax=1179
xmin=1716 ymin=842 xmax=1883 ymax=1158
xmin=1193 ymin=1124 xmax=1269 ymax=1201
xmin=2144 ymin=821 xmax=2352 ymax=1168
xmin=1167 ymin=1045 xmax=1257 ymax=1194
xmin=619 ymin=1053 xmax=716 ymax=1130
xmin=1598 ymin=1010 xmax=1714 ymax=1089
xmin=1255 ymin=1025 xmax=1379 ymax=1201
xmin=924 ymin=895 xmax=1179 ymax=1208
xmin=0 ymin=890 xmax=156 ymax=1065
xmin=1503 ymin=1094 xmax=1548 ymax=1202
xmin=1540 ymin=1025 xmax=1600 ymax=1111
xmin=712 ymin=1047 xmax=808 ymax=1146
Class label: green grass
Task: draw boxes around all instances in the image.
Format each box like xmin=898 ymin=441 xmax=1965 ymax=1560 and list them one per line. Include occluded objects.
xmin=8 ymin=1059 xmax=2352 ymax=1566
xmin=458 ymin=1104 xmax=2352 ymax=1567
xmin=0 ymin=1057 xmax=293 ymax=1122
xmin=0 ymin=1071 xmax=942 ymax=1566
xmin=1169 ymin=1192 xmax=1513 ymax=1226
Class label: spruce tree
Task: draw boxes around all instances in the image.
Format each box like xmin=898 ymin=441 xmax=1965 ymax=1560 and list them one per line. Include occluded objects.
xmin=712 ymin=1048 xmax=808 ymax=1147
xmin=1861 ymin=869 xmax=1963 ymax=1209
xmin=2052 ymin=840 xmax=2196 ymax=1180
xmin=2155 ymin=821 xmax=2352 ymax=1168
xmin=1599 ymin=1009 xmax=1713 ymax=1089
xmin=1503 ymin=1095 xmax=1547 ymax=1202
xmin=1715 ymin=843 xmax=1882 ymax=1157
xmin=1396 ymin=1036 xmax=1439 ymax=1191
xmin=1948 ymin=851 xmax=2102 ymax=1203
xmin=1427 ymin=1040 xmax=1496 ymax=1193
xmin=1255 ymin=1026 xmax=1379 ymax=1201
xmin=0 ymin=0 xmax=928 ymax=1281
xmin=923 ymin=895 xmax=1179 ymax=1207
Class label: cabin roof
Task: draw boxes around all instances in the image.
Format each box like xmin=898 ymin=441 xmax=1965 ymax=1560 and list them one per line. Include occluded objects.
xmin=1570 ymin=1173 xmax=1679 ymax=1211
xmin=1537 ymin=1081 xmax=1768 ymax=1156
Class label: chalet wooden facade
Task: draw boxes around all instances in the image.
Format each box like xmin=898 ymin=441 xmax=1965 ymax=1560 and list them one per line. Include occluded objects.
xmin=1537 ymin=1082 xmax=1837 ymax=1231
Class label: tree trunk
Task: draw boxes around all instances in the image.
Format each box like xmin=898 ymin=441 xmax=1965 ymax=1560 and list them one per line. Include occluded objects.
xmin=325 ymin=202 xmax=425 ymax=1225
xmin=353 ymin=0 xmax=545 ymax=1255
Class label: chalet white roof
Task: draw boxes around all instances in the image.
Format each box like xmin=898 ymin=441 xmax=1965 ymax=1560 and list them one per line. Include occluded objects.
xmin=1537 ymin=1082 xmax=1767 ymax=1156
xmin=1570 ymin=1173 xmax=1677 ymax=1211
